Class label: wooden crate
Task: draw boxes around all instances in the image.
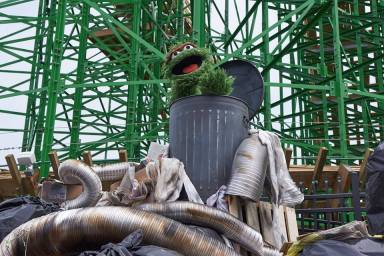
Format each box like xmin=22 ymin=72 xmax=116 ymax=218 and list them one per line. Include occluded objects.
xmin=227 ymin=196 xmax=299 ymax=255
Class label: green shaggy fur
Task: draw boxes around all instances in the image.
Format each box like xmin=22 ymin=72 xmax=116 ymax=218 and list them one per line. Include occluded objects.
xmin=164 ymin=45 xmax=233 ymax=102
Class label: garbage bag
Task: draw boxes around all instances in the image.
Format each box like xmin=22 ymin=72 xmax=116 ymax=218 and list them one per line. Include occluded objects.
xmin=0 ymin=196 xmax=60 ymax=241
xmin=365 ymin=141 xmax=384 ymax=234
xmin=79 ymin=230 xmax=182 ymax=256
xmin=300 ymin=238 xmax=384 ymax=256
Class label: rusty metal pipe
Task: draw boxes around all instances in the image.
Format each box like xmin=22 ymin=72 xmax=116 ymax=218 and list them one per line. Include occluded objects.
xmin=59 ymin=160 xmax=102 ymax=209
xmin=0 ymin=207 xmax=239 ymax=256
xmin=135 ymin=201 xmax=264 ymax=256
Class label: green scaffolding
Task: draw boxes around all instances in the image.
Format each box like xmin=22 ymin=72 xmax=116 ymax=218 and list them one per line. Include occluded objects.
xmin=0 ymin=0 xmax=383 ymax=177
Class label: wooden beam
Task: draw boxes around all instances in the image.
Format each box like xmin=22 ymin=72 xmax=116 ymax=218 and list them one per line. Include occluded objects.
xmin=48 ymin=151 xmax=60 ymax=179
xmin=359 ymin=148 xmax=373 ymax=189
xmin=118 ymin=149 xmax=128 ymax=162
xmin=82 ymin=151 xmax=93 ymax=166
xmin=5 ymin=154 xmax=23 ymax=195
xmin=284 ymin=148 xmax=293 ymax=169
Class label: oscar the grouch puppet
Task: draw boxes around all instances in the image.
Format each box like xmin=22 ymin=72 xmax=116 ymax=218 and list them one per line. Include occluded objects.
xmin=164 ymin=42 xmax=233 ymax=102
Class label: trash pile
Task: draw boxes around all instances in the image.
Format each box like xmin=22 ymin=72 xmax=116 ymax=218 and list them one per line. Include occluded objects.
xmin=0 ymin=132 xmax=303 ymax=256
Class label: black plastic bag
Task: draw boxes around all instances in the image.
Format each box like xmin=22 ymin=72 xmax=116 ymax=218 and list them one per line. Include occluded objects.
xmin=366 ymin=142 xmax=384 ymax=234
xmin=300 ymin=238 xmax=384 ymax=256
xmin=0 ymin=196 xmax=60 ymax=241
xmin=79 ymin=230 xmax=182 ymax=256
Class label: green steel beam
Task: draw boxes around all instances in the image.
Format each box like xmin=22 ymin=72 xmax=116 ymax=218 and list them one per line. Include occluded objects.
xmin=332 ymin=0 xmax=347 ymax=162
xmin=125 ymin=1 xmax=140 ymax=156
xmin=192 ymin=0 xmax=206 ymax=46
xmin=69 ymin=3 xmax=90 ymax=159
xmin=262 ymin=0 xmax=271 ymax=130
xmin=40 ymin=0 xmax=67 ymax=177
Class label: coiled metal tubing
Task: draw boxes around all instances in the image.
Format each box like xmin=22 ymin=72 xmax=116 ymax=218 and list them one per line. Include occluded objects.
xmin=136 ymin=201 xmax=264 ymax=256
xmin=59 ymin=160 xmax=102 ymax=209
xmin=92 ymin=162 xmax=136 ymax=181
xmin=0 ymin=207 xmax=239 ymax=256
xmin=226 ymin=135 xmax=268 ymax=201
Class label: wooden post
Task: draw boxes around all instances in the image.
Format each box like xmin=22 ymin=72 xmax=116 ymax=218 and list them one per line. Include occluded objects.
xmin=284 ymin=148 xmax=293 ymax=169
xmin=5 ymin=154 xmax=23 ymax=194
xmin=48 ymin=151 xmax=60 ymax=179
xmin=359 ymin=148 xmax=373 ymax=189
xmin=118 ymin=149 xmax=128 ymax=162
xmin=83 ymin=151 xmax=93 ymax=166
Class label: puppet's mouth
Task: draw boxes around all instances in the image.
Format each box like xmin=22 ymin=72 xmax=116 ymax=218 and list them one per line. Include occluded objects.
xmin=172 ymin=55 xmax=203 ymax=75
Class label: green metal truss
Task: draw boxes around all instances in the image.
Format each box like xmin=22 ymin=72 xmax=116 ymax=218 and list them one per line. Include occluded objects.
xmin=0 ymin=0 xmax=383 ymax=176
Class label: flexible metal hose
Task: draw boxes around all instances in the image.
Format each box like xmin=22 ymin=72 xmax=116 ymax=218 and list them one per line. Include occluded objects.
xmin=136 ymin=201 xmax=264 ymax=256
xmin=226 ymin=135 xmax=268 ymax=201
xmin=59 ymin=160 xmax=102 ymax=209
xmin=93 ymin=162 xmax=135 ymax=181
xmin=0 ymin=207 xmax=239 ymax=256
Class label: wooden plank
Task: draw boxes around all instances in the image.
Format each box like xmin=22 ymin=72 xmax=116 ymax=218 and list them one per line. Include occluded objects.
xmin=284 ymin=148 xmax=293 ymax=169
xmin=284 ymin=206 xmax=299 ymax=242
xmin=289 ymin=164 xmax=361 ymax=189
xmin=0 ymin=176 xmax=18 ymax=198
xmin=83 ymin=151 xmax=93 ymax=166
xmin=118 ymin=149 xmax=128 ymax=162
xmin=228 ymin=195 xmax=243 ymax=219
xmin=258 ymin=201 xmax=275 ymax=246
xmin=304 ymin=147 xmax=329 ymax=208
xmin=48 ymin=151 xmax=60 ymax=179
xmin=227 ymin=196 xmax=245 ymax=255
xmin=5 ymin=154 xmax=23 ymax=194
xmin=311 ymin=147 xmax=328 ymax=183
xmin=278 ymin=205 xmax=288 ymax=242
xmin=337 ymin=164 xmax=352 ymax=193
xmin=359 ymin=148 xmax=373 ymax=189
xmin=244 ymin=201 xmax=261 ymax=233
xmin=22 ymin=176 xmax=37 ymax=196
xmin=330 ymin=164 xmax=352 ymax=208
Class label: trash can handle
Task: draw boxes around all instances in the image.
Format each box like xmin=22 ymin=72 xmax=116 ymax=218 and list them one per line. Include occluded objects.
xmin=242 ymin=115 xmax=250 ymax=129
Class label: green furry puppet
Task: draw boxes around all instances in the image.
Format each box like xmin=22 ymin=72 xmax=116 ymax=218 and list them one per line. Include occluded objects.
xmin=164 ymin=42 xmax=233 ymax=102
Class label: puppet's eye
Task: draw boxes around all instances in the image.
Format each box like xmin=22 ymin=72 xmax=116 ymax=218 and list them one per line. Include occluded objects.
xmin=171 ymin=51 xmax=181 ymax=59
xmin=183 ymin=44 xmax=194 ymax=51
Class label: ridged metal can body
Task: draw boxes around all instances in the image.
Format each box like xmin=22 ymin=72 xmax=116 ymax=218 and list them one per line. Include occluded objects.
xmin=169 ymin=95 xmax=249 ymax=201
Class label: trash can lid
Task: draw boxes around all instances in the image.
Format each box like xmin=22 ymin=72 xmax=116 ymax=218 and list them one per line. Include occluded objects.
xmin=220 ymin=59 xmax=264 ymax=119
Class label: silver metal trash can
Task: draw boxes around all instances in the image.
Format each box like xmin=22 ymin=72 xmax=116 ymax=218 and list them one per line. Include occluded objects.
xmin=169 ymin=95 xmax=249 ymax=201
